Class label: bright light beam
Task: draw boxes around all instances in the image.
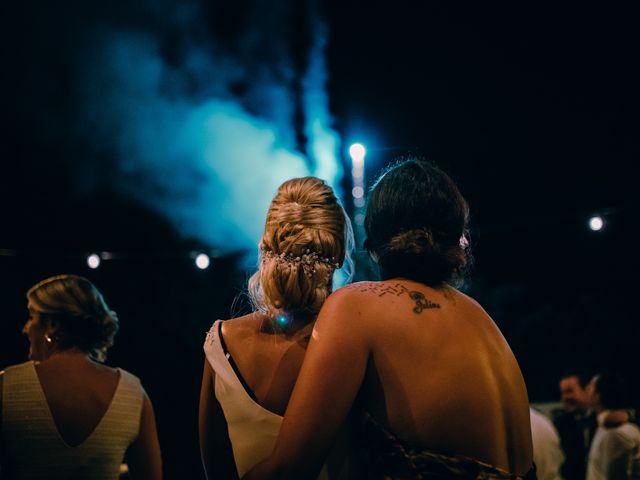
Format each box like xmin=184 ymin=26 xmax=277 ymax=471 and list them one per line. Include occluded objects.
xmin=87 ymin=253 xmax=101 ymax=269
xmin=589 ymin=216 xmax=604 ymax=231
xmin=349 ymin=143 xmax=366 ymax=169
xmin=195 ymin=253 xmax=211 ymax=269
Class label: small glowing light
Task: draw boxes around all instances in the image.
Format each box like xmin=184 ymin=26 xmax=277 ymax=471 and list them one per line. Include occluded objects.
xmin=195 ymin=253 xmax=210 ymax=269
xmin=349 ymin=143 xmax=366 ymax=169
xmin=351 ymin=168 xmax=363 ymax=179
xmin=276 ymin=315 xmax=289 ymax=327
xmin=352 ymin=186 xmax=364 ymax=199
xmin=355 ymin=213 xmax=365 ymax=225
xmin=589 ymin=216 xmax=604 ymax=231
xmin=354 ymin=197 xmax=365 ymax=208
xmin=87 ymin=253 xmax=101 ymax=269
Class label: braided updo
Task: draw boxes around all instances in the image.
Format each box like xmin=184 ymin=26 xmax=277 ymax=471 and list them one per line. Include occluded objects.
xmin=249 ymin=177 xmax=353 ymax=324
xmin=27 ymin=274 xmax=119 ymax=362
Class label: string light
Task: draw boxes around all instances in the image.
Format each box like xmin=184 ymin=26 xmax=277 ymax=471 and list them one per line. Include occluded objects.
xmin=87 ymin=253 xmax=101 ymax=269
xmin=0 ymin=209 xmax=619 ymax=266
xmin=195 ymin=253 xmax=210 ymax=270
xmin=589 ymin=216 xmax=604 ymax=231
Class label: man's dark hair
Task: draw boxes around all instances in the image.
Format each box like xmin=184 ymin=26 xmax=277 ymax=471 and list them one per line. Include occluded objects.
xmin=560 ymin=372 xmax=592 ymax=389
xmin=594 ymin=373 xmax=631 ymax=410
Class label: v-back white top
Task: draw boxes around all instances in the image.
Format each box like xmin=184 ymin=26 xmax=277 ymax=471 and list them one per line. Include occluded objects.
xmin=2 ymin=361 xmax=143 ymax=480
xmin=204 ymin=319 xmax=331 ymax=479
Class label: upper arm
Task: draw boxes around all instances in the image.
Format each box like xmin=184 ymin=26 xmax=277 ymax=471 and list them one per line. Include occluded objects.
xmin=603 ymin=410 xmax=631 ymax=429
xmin=601 ymin=432 xmax=635 ymax=479
xmin=126 ymin=388 xmax=163 ymax=480
xmin=0 ymin=371 xmax=4 ymax=471
xmin=199 ymin=358 xmax=238 ymax=480
xmin=0 ymin=371 xmax=4 ymax=431
xmin=254 ymin=289 xmax=371 ymax=479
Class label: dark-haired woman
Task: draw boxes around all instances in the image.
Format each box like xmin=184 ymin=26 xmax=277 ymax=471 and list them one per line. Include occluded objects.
xmin=0 ymin=275 xmax=162 ymax=480
xmin=247 ymin=160 xmax=535 ymax=479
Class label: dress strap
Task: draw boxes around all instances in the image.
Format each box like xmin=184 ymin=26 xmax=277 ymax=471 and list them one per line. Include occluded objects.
xmin=216 ymin=321 xmax=259 ymax=403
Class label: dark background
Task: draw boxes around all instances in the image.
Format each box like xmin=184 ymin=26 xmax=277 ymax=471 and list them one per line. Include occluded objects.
xmin=2 ymin=2 xmax=638 ymax=477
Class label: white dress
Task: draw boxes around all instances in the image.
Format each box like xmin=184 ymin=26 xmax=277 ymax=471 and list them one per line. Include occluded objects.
xmin=203 ymin=320 xmax=332 ymax=479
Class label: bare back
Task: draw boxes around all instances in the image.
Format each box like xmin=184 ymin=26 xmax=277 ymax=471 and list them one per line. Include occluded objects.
xmin=351 ymin=280 xmax=532 ymax=474
xmin=33 ymin=356 xmax=121 ymax=447
xmin=220 ymin=313 xmax=313 ymax=416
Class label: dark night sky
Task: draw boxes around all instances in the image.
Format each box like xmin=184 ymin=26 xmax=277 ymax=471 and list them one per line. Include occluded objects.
xmin=1 ymin=2 xmax=638 ymax=477
xmin=2 ymin=2 xmax=638 ymax=242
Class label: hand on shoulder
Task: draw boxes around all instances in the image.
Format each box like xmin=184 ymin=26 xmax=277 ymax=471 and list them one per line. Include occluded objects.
xmin=603 ymin=409 xmax=631 ymax=429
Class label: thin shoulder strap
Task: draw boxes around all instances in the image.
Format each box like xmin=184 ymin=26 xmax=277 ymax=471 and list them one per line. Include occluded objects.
xmin=203 ymin=320 xmax=240 ymax=387
xmin=216 ymin=321 xmax=259 ymax=403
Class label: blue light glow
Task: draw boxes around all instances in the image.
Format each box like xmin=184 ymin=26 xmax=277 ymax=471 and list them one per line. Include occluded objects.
xmin=74 ymin=5 xmax=344 ymax=260
xmin=349 ymin=143 xmax=366 ymax=167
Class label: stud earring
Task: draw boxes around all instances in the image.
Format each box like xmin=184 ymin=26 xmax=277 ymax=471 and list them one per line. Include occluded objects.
xmin=44 ymin=334 xmax=53 ymax=343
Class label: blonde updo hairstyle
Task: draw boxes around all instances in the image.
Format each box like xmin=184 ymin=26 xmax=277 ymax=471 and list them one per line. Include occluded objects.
xmin=27 ymin=274 xmax=119 ymax=362
xmin=249 ymin=177 xmax=353 ymax=325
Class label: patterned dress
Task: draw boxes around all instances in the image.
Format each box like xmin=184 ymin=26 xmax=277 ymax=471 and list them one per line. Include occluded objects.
xmin=358 ymin=412 xmax=537 ymax=480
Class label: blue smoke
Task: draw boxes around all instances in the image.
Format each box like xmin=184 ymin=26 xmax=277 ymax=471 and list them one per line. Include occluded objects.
xmin=304 ymin=6 xmax=343 ymax=192
xmin=75 ymin=2 xmax=343 ymax=256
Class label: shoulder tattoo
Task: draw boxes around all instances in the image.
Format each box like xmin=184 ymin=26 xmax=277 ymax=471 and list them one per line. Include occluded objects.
xmin=348 ymin=283 xmax=440 ymax=314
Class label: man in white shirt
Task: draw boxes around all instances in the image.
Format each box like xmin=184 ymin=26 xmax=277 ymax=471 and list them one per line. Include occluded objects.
xmin=586 ymin=373 xmax=640 ymax=480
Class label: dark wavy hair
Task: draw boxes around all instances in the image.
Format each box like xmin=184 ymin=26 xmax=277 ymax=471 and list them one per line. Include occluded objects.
xmin=364 ymin=159 xmax=472 ymax=287
xmin=593 ymin=373 xmax=631 ymax=410
xmin=27 ymin=274 xmax=119 ymax=362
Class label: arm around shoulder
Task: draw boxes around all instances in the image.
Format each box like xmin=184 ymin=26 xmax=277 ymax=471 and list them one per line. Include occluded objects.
xmin=245 ymin=286 xmax=372 ymax=479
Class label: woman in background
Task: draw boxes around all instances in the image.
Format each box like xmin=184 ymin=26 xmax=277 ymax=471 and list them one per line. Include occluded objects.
xmin=247 ymin=159 xmax=535 ymax=479
xmin=0 ymin=274 xmax=162 ymax=480
xmin=199 ymin=176 xmax=354 ymax=479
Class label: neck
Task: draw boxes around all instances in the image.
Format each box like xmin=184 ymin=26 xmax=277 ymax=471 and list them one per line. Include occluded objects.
xmin=45 ymin=348 xmax=90 ymax=362
xmin=261 ymin=312 xmax=317 ymax=337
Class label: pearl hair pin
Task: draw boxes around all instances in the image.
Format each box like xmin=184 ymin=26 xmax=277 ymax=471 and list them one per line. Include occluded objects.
xmin=261 ymin=248 xmax=341 ymax=277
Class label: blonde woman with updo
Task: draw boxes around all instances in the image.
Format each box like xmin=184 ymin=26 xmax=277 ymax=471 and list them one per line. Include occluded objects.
xmin=199 ymin=177 xmax=354 ymax=479
xmin=0 ymin=275 xmax=162 ymax=480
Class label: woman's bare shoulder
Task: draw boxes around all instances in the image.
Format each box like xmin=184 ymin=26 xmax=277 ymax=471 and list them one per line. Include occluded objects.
xmin=332 ymin=281 xmax=385 ymax=298
xmin=221 ymin=312 xmax=268 ymax=339
xmin=320 ymin=282 xmax=385 ymax=320
xmin=448 ymin=287 xmax=491 ymax=316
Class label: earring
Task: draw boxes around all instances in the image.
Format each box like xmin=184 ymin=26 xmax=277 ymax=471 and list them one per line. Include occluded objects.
xmin=44 ymin=334 xmax=53 ymax=344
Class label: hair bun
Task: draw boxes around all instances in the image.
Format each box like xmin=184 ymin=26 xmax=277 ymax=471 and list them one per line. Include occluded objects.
xmin=249 ymin=177 xmax=354 ymax=323
xmin=27 ymin=274 xmax=120 ymax=362
xmin=386 ymin=229 xmax=439 ymax=255
xmin=365 ymin=159 xmax=472 ymax=287
xmin=272 ymin=202 xmax=309 ymax=224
